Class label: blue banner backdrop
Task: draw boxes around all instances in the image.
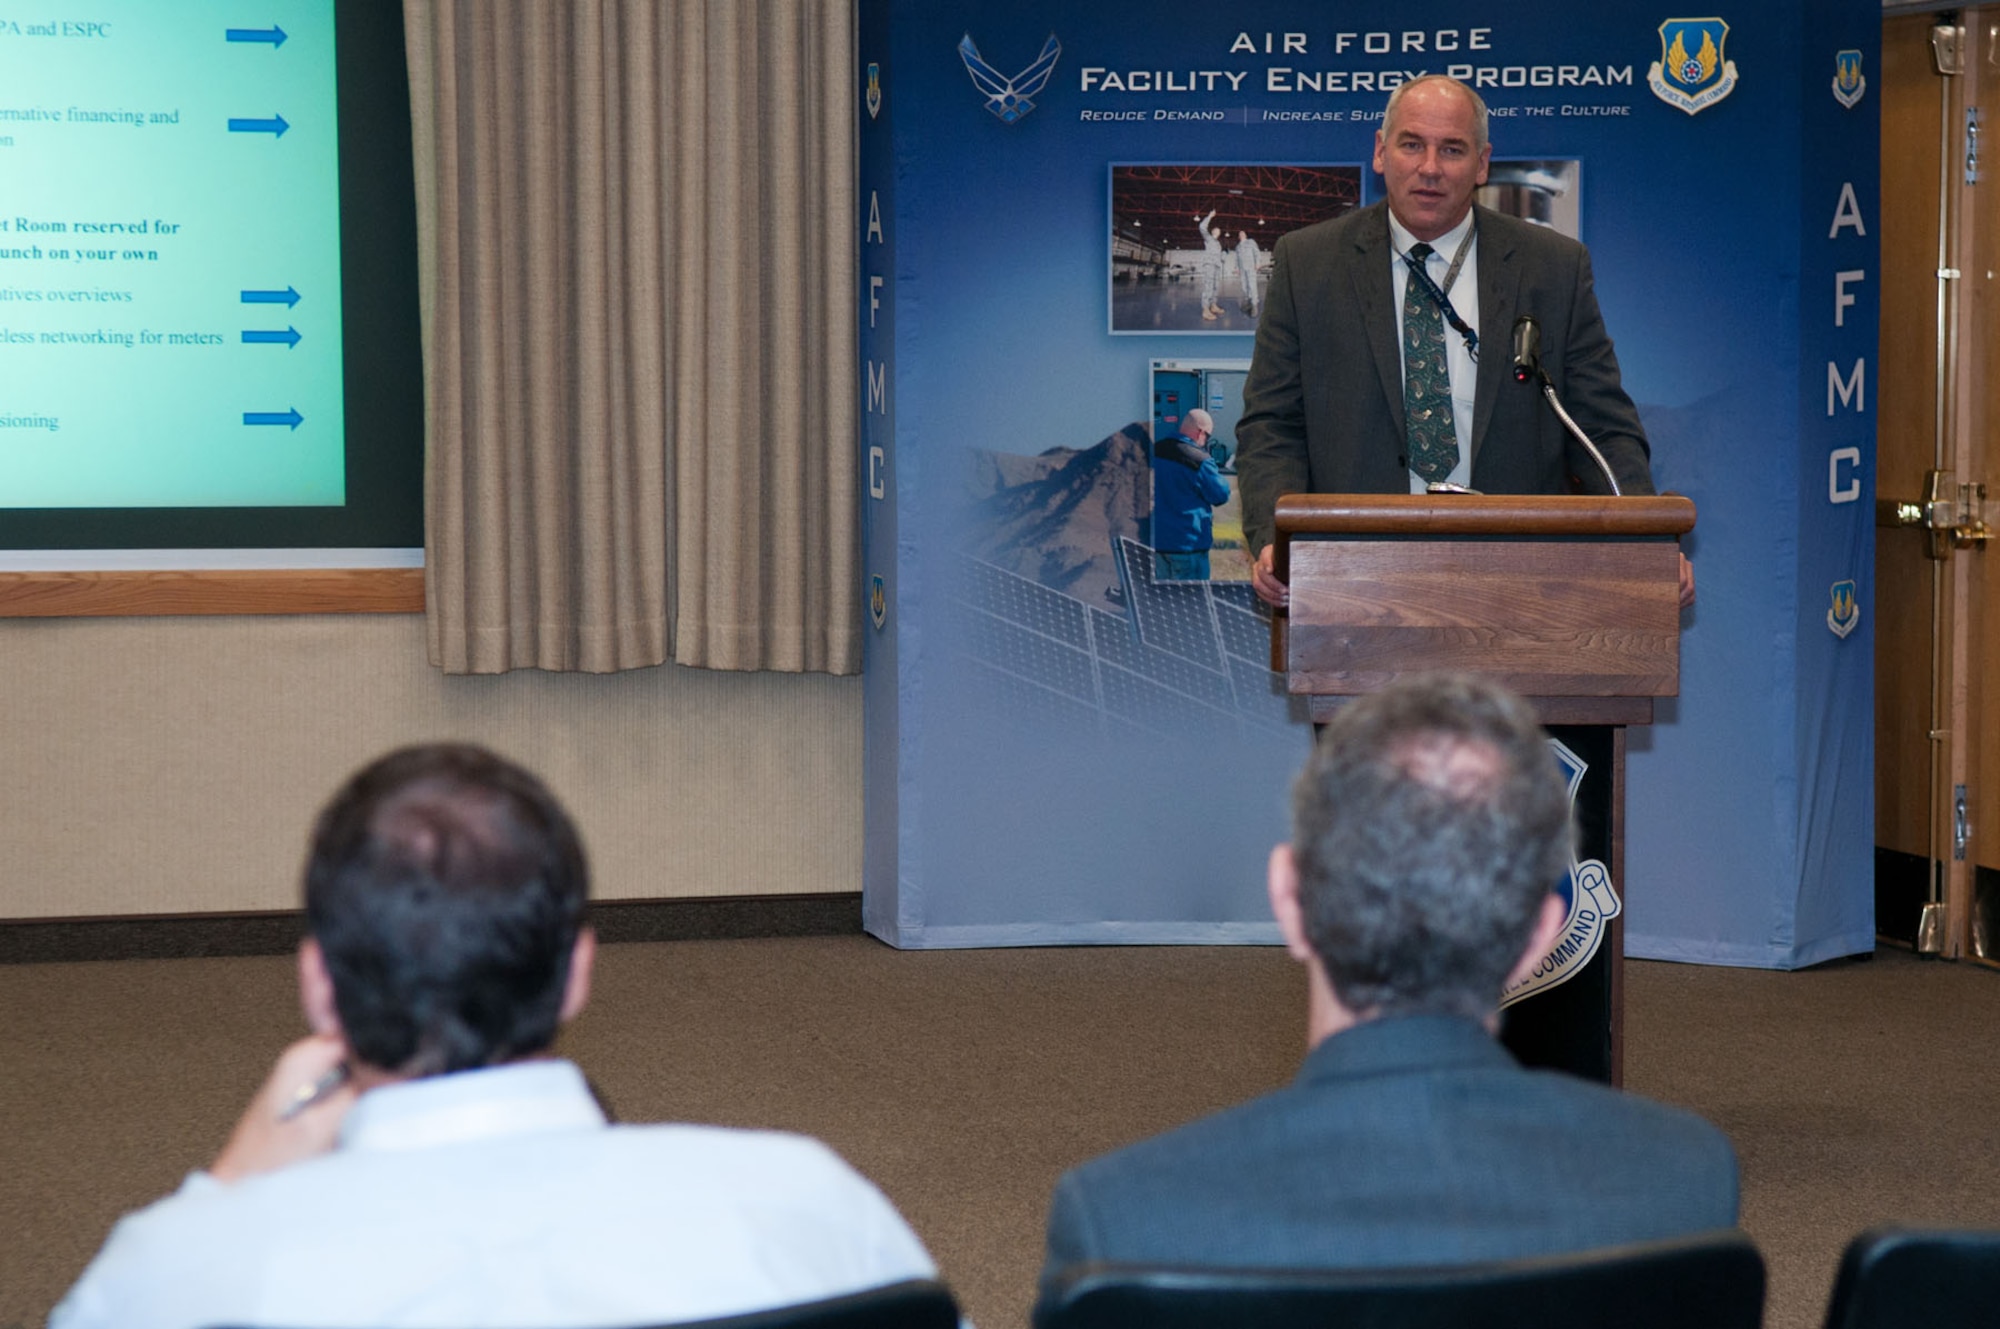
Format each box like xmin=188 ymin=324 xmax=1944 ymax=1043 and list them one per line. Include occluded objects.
xmin=859 ymin=1 xmax=1878 ymax=967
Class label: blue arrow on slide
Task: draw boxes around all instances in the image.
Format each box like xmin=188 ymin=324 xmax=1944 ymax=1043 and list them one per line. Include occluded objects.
xmin=240 ymin=287 xmax=301 ymax=308
xmin=224 ymin=25 xmax=287 ymax=47
xmin=242 ymin=327 xmax=301 ymax=348
xmin=243 ymin=409 xmax=304 ymax=430
xmin=227 ymin=114 xmax=289 ymax=137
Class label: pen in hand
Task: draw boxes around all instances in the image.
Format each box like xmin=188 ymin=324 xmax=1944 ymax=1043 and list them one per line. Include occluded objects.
xmin=277 ymin=1062 xmax=351 ymax=1121
xmin=211 ymin=1036 xmax=354 ymax=1183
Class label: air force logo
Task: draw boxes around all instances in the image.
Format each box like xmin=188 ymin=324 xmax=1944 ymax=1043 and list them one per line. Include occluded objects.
xmin=1647 ymin=18 xmax=1739 ymax=116
xmin=958 ymin=32 xmax=1061 ymax=124
xmin=870 ymin=574 xmax=888 ymax=630
xmin=866 ymin=62 xmax=882 ymax=119
xmin=1500 ymin=737 xmax=1621 ymax=1010
xmin=1828 ymin=579 xmax=1860 ymax=639
xmin=1833 ymin=50 xmax=1867 ymax=109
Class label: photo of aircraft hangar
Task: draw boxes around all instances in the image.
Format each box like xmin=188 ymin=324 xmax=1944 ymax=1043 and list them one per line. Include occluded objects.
xmin=1108 ymin=164 xmax=1360 ymax=335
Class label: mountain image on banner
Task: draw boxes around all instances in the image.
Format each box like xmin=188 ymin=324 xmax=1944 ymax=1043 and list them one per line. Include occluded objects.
xmin=963 ymin=422 xmax=1151 ymax=607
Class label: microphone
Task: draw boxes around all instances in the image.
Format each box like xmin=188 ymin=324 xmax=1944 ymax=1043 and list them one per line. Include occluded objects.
xmin=1511 ymin=315 xmax=1542 ymax=383
xmin=1511 ymin=313 xmax=1622 ymax=496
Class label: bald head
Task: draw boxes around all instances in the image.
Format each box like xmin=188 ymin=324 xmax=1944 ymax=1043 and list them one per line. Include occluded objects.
xmin=1384 ymin=75 xmax=1489 ymax=152
xmin=1183 ymin=408 xmax=1215 ymax=441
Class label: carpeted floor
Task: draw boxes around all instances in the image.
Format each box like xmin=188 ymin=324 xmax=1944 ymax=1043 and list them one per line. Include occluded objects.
xmin=3 ymin=937 xmax=1998 ymax=1329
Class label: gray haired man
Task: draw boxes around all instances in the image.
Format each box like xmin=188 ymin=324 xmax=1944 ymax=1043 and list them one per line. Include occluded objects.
xmin=1037 ymin=674 xmax=1737 ymax=1305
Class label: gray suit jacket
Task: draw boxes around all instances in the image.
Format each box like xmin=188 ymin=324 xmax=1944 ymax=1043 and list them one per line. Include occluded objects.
xmin=1036 ymin=1015 xmax=1737 ymax=1306
xmin=1235 ymin=202 xmax=1656 ymax=556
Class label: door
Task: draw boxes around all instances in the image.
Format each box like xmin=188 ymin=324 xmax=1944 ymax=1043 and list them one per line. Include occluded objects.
xmin=1876 ymin=9 xmax=1997 ymax=960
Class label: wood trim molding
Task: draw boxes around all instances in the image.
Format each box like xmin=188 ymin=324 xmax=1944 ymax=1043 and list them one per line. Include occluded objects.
xmin=0 ymin=894 xmax=863 ymax=963
xmin=0 ymin=567 xmax=425 ymax=617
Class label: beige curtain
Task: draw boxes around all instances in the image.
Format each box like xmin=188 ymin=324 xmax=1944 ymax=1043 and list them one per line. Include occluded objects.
xmin=405 ymin=1 xmax=859 ymax=674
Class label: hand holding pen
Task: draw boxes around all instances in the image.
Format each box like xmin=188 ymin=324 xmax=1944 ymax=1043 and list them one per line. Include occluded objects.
xmin=279 ymin=1062 xmax=351 ymax=1121
xmin=209 ymin=1033 xmax=357 ymax=1184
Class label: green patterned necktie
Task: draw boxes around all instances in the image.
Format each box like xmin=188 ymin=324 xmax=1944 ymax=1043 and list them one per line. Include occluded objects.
xmin=1401 ymin=242 xmax=1460 ymax=484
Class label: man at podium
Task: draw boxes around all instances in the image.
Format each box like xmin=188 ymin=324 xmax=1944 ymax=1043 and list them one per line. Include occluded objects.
xmin=1238 ymin=75 xmax=1667 ymax=610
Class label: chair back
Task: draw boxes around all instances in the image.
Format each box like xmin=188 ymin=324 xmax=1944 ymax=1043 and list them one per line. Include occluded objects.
xmin=1036 ymin=1229 xmax=1763 ymax=1329
xmin=1823 ymin=1228 xmax=2000 ymax=1329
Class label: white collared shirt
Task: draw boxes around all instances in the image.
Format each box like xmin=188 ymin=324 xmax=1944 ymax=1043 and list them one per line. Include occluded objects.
xmin=1387 ymin=209 xmax=1479 ymax=492
xmin=53 ymin=1060 xmax=938 ymax=1329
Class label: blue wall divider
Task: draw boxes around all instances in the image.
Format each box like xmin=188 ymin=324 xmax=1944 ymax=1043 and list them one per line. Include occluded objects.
xmin=859 ymin=1 xmax=1879 ymax=968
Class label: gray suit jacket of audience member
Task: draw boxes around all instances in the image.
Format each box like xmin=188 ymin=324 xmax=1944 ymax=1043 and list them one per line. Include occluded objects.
xmin=1038 ymin=1013 xmax=1738 ymax=1302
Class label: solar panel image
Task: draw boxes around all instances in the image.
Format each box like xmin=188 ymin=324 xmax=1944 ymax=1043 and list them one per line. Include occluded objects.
xmin=959 ymin=556 xmax=1092 ymax=649
xmin=1228 ymin=654 xmax=1297 ymax=726
xmin=1214 ymin=598 xmax=1273 ymax=666
xmin=1119 ymin=633 xmax=1235 ymax=705
xmin=946 ymin=549 xmax=1299 ymax=737
xmin=1087 ymin=606 xmax=1144 ymax=671
xmin=958 ymin=657 xmax=1107 ymax=737
xmin=959 ymin=603 xmax=1098 ymax=704
xmin=1207 ymin=579 xmax=1261 ymax=613
xmin=1098 ymin=664 xmax=1238 ymax=744
xmin=1116 ymin=537 xmax=1227 ymax=672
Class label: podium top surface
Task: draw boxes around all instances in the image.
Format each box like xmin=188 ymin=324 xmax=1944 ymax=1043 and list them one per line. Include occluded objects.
xmin=1274 ymin=493 xmax=1697 ymax=539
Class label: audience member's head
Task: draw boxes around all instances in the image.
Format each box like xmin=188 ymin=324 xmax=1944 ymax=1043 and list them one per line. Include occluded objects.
xmin=302 ymin=743 xmax=590 ymax=1077
xmin=1276 ymin=673 xmax=1572 ymax=1024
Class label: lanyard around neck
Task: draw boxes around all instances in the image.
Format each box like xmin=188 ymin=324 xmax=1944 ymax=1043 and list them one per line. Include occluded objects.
xmin=1403 ymin=219 xmax=1478 ymax=361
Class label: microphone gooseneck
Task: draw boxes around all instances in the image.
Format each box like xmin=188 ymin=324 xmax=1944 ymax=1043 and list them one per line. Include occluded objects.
xmin=1512 ymin=314 xmax=1621 ymax=497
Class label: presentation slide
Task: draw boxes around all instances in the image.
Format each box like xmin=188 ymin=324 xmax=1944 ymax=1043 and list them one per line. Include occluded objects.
xmin=0 ymin=1 xmax=346 ymax=509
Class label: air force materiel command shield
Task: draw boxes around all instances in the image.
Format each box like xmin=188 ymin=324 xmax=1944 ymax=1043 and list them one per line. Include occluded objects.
xmin=1499 ymin=737 xmax=1621 ymax=1010
xmin=958 ymin=33 xmax=1061 ymax=124
xmin=870 ymin=574 xmax=887 ymax=630
xmin=1828 ymin=579 xmax=1860 ymax=639
xmin=1833 ymin=50 xmax=1866 ymax=109
xmin=1647 ymin=18 xmax=1739 ymax=116
xmin=866 ymin=62 xmax=882 ymax=119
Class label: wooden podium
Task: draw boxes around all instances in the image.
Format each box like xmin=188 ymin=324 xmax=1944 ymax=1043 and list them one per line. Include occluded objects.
xmin=1273 ymin=493 xmax=1696 ymax=1084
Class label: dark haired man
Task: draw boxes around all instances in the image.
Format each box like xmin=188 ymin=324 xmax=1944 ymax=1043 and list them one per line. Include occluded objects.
xmin=55 ymin=744 xmax=936 ymax=1329
xmin=1036 ymin=675 xmax=1736 ymax=1304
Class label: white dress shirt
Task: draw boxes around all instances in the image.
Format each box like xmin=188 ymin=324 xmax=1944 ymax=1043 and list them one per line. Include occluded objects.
xmin=1387 ymin=209 xmax=1479 ymax=492
xmin=52 ymin=1060 xmax=938 ymax=1329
